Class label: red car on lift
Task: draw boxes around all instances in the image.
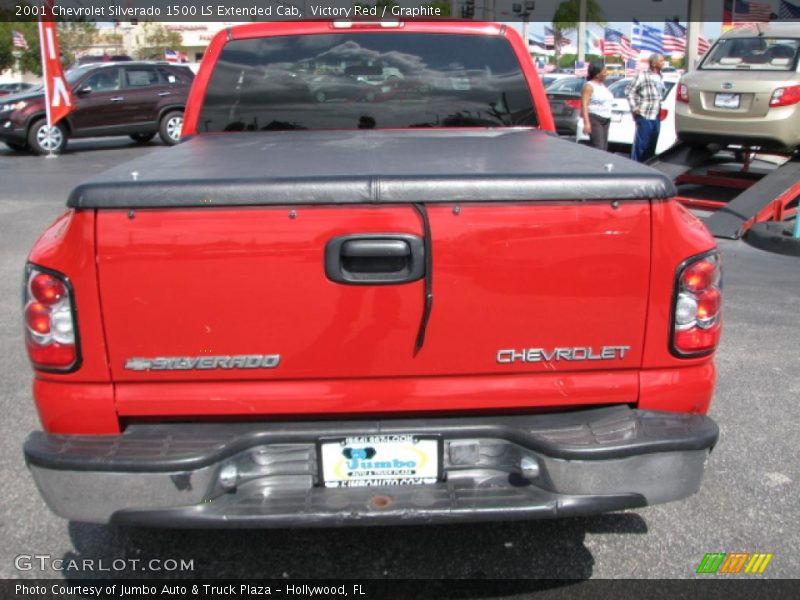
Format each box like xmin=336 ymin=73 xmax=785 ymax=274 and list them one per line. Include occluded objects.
xmin=22 ymin=21 xmax=720 ymax=527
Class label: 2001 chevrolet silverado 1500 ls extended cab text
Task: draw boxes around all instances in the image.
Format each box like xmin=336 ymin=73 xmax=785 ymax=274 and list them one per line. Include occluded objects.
xmin=22 ymin=21 xmax=721 ymax=527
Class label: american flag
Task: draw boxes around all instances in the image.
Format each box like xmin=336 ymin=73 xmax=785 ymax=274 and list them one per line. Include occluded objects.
xmin=529 ymin=33 xmax=547 ymax=51
xmin=632 ymin=20 xmax=663 ymax=54
xmin=603 ymin=28 xmax=638 ymax=60
xmin=544 ymin=26 xmax=571 ymax=48
xmin=164 ymin=49 xmax=188 ymax=63
xmin=779 ymin=0 xmax=800 ymax=18
xmin=663 ymin=21 xmax=687 ymax=54
xmin=625 ymin=58 xmax=643 ymax=77
xmin=698 ymin=36 xmax=711 ymax=56
xmin=12 ymin=30 xmax=28 ymax=50
xmin=663 ymin=22 xmax=711 ymax=57
xmin=731 ymin=1 xmax=773 ymax=21
xmin=574 ymin=60 xmax=588 ymax=77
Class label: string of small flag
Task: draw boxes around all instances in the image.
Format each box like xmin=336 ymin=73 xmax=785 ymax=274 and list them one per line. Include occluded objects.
xmin=532 ymin=22 xmax=712 ymax=61
xmin=616 ymin=21 xmax=710 ymax=59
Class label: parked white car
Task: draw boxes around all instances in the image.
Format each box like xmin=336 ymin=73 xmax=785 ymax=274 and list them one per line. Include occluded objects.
xmin=577 ymin=74 xmax=680 ymax=155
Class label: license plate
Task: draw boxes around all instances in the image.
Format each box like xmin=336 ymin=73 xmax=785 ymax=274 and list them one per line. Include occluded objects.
xmin=611 ymin=111 xmax=624 ymax=122
xmin=319 ymin=435 xmax=440 ymax=488
xmin=714 ymin=93 xmax=740 ymax=109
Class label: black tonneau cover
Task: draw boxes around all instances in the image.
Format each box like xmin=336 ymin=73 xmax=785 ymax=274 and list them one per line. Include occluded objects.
xmin=67 ymin=129 xmax=676 ymax=208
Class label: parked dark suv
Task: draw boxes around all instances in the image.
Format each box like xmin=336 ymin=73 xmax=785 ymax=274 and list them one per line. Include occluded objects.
xmin=0 ymin=61 xmax=193 ymax=154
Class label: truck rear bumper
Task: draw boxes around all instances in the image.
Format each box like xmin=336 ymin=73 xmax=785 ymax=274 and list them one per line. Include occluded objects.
xmin=24 ymin=406 xmax=718 ymax=527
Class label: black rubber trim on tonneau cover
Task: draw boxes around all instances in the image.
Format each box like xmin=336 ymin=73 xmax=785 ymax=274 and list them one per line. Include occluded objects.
xmin=66 ymin=129 xmax=676 ymax=209
xmin=24 ymin=407 xmax=718 ymax=473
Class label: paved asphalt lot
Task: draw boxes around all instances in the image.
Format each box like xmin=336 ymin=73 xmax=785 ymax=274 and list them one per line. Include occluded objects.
xmin=0 ymin=138 xmax=798 ymax=584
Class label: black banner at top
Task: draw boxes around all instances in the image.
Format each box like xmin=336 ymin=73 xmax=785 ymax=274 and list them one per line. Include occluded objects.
xmin=0 ymin=0 xmax=750 ymax=24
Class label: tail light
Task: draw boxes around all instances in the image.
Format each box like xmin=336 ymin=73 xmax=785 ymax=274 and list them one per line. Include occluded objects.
xmin=565 ymin=99 xmax=582 ymax=110
xmin=672 ymin=252 xmax=722 ymax=357
xmin=659 ymin=108 xmax=669 ymax=121
xmin=769 ymin=85 xmax=800 ymax=107
xmin=23 ymin=265 xmax=80 ymax=371
xmin=677 ymin=83 xmax=689 ymax=103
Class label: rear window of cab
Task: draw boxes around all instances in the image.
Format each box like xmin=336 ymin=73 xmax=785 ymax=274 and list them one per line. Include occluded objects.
xmin=198 ymin=33 xmax=538 ymax=132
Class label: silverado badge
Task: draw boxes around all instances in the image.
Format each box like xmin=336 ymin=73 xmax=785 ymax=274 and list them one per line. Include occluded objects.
xmin=124 ymin=354 xmax=281 ymax=371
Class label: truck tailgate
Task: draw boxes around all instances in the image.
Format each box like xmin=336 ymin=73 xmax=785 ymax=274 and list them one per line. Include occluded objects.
xmin=97 ymin=199 xmax=650 ymax=382
xmin=86 ymin=131 xmax=667 ymax=411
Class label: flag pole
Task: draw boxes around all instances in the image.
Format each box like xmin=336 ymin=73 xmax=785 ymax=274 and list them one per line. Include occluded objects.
xmin=38 ymin=18 xmax=54 ymax=158
xmin=577 ymin=0 xmax=587 ymax=63
xmin=687 ymin=0 xmax=704 ymax=72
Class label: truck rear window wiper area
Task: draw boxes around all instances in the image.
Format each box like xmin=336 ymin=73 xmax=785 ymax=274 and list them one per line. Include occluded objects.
xmin=198 ymin=32 xmax=537 ymax=132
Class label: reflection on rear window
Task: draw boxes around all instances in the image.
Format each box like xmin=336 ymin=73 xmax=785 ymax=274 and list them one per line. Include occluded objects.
xmin=701 ymin=37 xmax=800 ymax=71
xmin=198 ymin=33 xmax=537 ymax=131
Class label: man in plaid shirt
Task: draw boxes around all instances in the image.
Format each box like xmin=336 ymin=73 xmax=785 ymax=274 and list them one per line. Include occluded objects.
xmin=627 ymin=54 xmax=665 ymax=162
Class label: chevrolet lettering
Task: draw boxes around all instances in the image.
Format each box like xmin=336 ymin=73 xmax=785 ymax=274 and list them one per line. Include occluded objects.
xmin=496 ymin=346 xmax=632 ymax=364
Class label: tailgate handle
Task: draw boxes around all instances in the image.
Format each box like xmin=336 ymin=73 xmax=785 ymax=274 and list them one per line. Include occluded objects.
xmin=342 ymin=239 xmax=409 ymax=258
xmin=325 ymin=234 xmax=425 ymax=285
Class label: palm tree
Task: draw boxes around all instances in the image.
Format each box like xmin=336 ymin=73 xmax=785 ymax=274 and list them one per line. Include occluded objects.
xmin=552 ymin=0 xmax=605 ymax=68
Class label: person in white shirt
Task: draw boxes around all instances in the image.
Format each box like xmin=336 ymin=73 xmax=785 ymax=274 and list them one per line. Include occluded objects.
xmin=580 ymin=62 xmax=614 ymax=151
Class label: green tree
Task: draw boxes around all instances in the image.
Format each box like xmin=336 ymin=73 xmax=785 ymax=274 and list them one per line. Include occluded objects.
xmin=552 ymin=0 xmax=606 ymax=67
xmin=57 ymin=22 xmax=98 ymax=66
xmin=135 ymin=23 xmax=184 ymax=60
xmin=16 ymin=47 xmax=42 ymax=76
xmin=0 ymin=22 xmax=95 ymax=76
xmin=0 ymin=22 xmax=41 ymax=75
xmin=0 ymin=33 xmax=13 ymax=73
xmin=557 ymin=53 xmax=602 ymax=69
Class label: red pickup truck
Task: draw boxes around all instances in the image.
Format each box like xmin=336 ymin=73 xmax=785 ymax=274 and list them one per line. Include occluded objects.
xmin=23 ymin=21 xmax=721 ymax=527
